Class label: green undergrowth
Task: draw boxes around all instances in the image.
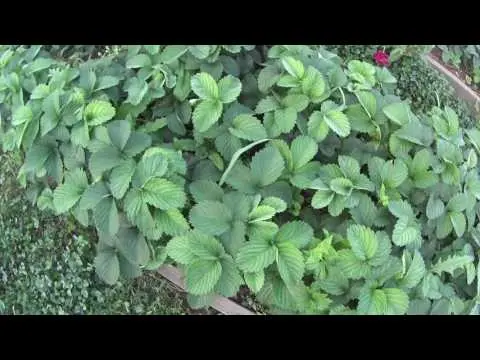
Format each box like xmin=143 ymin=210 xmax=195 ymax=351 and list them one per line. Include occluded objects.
xmin=0 ymin=152 xmax=189 ymax=315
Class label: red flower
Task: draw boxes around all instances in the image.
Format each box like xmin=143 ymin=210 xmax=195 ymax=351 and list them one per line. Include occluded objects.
xmin=373 ymin=50 xmax=390 ymax=67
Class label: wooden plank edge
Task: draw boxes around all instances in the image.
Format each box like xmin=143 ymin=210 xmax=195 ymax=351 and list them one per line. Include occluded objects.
xmin=158 ymin=265 xmax=255 ymax=315
xmin=425 ymin=54 xmax=480 ymax=114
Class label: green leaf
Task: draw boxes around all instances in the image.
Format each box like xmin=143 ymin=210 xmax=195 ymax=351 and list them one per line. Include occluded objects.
xmin=191 ymin=72 xmax=219 ymax=100
xmin=53 ymin=169 xmax=88 ymax=213
xmin=450 ymin=212 xmax=466 ymax=237
xmin=355 ymin=91 xmax=376 ymax=118
xmin=142 ymin=178 xmax=186 ymax=210
xmin=255 ymin=96 xmax=279 ymax=114
xmin=236 ymin=240 xmax=277 ymax=273
xmin=12 ymin=105 xmax=33 ymax=126
xmin=126 ymin=54 xmax=152 ymax=68
xmin=324 ymin=110 xmax=350 ymax=137
xmin=400 ymin=250 xmax=425 ymax=289
xmin=432 ymin=254 xmax=474 ymax=276
xmin=347 ymin=224 xmax=378 ymax=261
xmin=93 ymin=197 xmax=119 ymax=236
xmin=388 ymin=200 xmax=414 ymax=219
xmin=244 ymin=271 xmax=265 ymax=293
xmin=188 ymin=231 xmax=225 ymax=260
xmin=88 ymin=146 xmax=123 ymax=179
xmin=308 ymin=111 xmax=330 ymax=142
xmin=229 ymin=114 xmax=267 ymax=141
xmin=276 ymin=221 xmax=313 ymax=249
xmin=382 ymin=159 xmax=408 ymax=188
xmin=189 ymin=200 xmax=232 ymax=235
xmin=159 ymin=45 xmax=188 ymax=63
xmin=189 ymin=180 xmax=224 ymax=203
xmin=109 ymin=159 xmax=136 ymax=199
xmin=384 ymin=288 xmax=409 ymax=315
xmin=107 ymin=120 xmax=131 ymax=151
xmin=330 ymin=177 xmax=353 ymax=196
xmin=274 ymin=107 xmax=297 ymax=133
xmin=249 ymin=205 xmax=276 ymax=223
xmin=311 ymin=189 xmax=334 ymax=209
xmin=218 ymin=75 xmax=242 ymax=103
xmin=116 ymin=228 xmax=150 ymax=265
xmin=166 ymin=235 xmax=196 ymax=265
xmin=383 ymin=102 xmax=410 ymax=126
xmin=257 ymin=64 xmax=282 ymax=93
xmin=447 ymin=193 xmax=467 ymax=213
xmin=250 ymin=146 xmax=285 ymax=187
xmin=79 ymin=181 xmax=110 ymax=210
xmin=186 ymin=259 xmax=222 ymax=295
xmin=392 ymin=217 xmax=420 ymax=247
xmin=261 ymin=197 xmax=287 ymax=213
xmin=215 ymin=255 xmax=243 ymax=297
xmin=337 ymin=249 xmax=370 ymax=279
xmin=291 ymin=135 xmax=317 ymax=170
xmin=426 ymin=196 xmax=445 ymax=220
xmin=358 ymin=287 xmax=388 ymax=315
xmin=276 ymin=242 xmax=305 ymax=284
xmin=122 ymin=132 xmax=152 ymax=158
xmin=281 ymin=56 xmax=305 ymax=79
xmin=192 ymin=99 xmax=223 ymax=132
xmin=155 ymin=209 xmax=190 ymax=236
xmin=94 ymin=249 xmax=120 ymax=285
xmin=84 ymin=100 xmax=116 ymax=126
xmin=282 ymin=94 xmax=309 ymax=112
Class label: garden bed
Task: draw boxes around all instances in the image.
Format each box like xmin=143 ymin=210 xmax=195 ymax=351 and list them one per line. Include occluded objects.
xmin=427 ymin=48 xmax=480 ymax=114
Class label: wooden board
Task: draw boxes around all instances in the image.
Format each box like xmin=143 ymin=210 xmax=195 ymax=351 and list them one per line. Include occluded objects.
xmin=158 ymin=265 xmax=255 ymax=316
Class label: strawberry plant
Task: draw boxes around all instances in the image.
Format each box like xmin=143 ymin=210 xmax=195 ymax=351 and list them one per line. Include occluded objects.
xmin=1 ymin=44 xmax=480 ymax=315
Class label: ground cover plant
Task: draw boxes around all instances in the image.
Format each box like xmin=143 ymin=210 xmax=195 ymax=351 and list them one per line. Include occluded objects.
xmin=1 ymin=45 xmax=480 ymax=315
xmin=0 ymin=151 xmax=193 ymax=315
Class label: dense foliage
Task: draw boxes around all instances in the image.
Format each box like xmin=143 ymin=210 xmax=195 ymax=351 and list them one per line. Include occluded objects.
xmin=0 ymin=151 xmax=190 ymax=314
xmin=326 ymin=45 xmax=477 ymax=127
xmin=1 ymin=45 xmax=480 ymax=315
xmin=437 ymin=45 xmax=480 ymax=91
